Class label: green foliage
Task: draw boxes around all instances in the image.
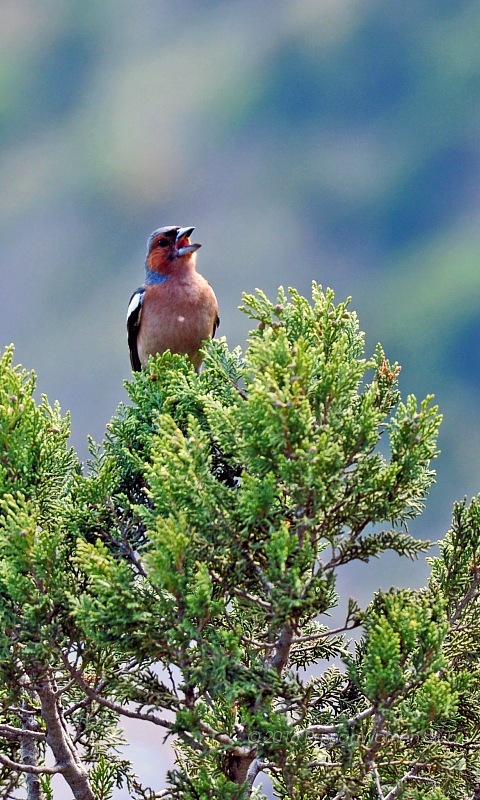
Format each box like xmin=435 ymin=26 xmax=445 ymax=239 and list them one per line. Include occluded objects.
xmin=89 ymin=755 xmax=118 ymax=800
xmin=0 ymin=347 xmax=142 ymax=799
xmin=2 ymin=287 xmax=480 ymax=799
xmin=0 ymin=349 xmax=77 ymax=672
xmin=355 ymin=590 xmax=448 ymax=703
xmin=0 ymin=346 xmax=76 ymax=519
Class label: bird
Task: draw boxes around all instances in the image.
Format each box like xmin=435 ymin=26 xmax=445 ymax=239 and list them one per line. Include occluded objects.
xmin=127 ymin=226 xmax=219 ymax=372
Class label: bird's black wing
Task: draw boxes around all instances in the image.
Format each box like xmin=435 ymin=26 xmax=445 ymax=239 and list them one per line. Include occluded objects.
xmin=126 ymin=288 xmax=145 ymax=372
xmin=213 ymin=313 xmax=220 ymax=337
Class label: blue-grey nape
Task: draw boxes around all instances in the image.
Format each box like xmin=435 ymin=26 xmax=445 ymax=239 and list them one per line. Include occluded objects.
xmin=145 ymin=268 xmax=169 ymax=285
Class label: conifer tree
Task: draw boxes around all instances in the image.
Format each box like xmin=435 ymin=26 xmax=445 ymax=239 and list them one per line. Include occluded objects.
xmin=0 ymin=285 xmax=479 ymax=799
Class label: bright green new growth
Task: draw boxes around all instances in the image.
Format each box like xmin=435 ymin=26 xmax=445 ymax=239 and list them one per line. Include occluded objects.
xmin=0 ymin=285 xmax=479 ymax=800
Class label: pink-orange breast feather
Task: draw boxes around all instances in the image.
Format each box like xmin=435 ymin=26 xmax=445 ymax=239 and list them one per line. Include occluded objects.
xmin=137 ymin=272 xmax=219 ymax=370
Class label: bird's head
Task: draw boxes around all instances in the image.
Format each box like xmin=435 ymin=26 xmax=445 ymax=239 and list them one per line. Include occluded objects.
xmin=146 ymin=226 xmax=201 ymax=275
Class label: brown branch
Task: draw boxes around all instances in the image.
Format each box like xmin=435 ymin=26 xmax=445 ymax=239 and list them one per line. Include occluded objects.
xmin=59 ymin=650 xmax=173 ymax=728
xmin=266 ymin=625 xmax=294 ymax=674
xmin=302 ymin=704 xmax=375 ymax=735
xmin=0 ymin=724 xmax=44 ymax=741
xmin=0 ymin=751 xmax=60 ymax=776
xmin=230 ymin=587 xmax=273 ymax=611
xmin=291 ymin=621 xmax=359 ymax=644
xmin=246 ymin=758 xmax=276 ymax=791
xmin=20 ymin=692 xmax=44 ymax=800
xmin=383 ymin=765 xmax=432 ymax=800
xmin=35 ymin=673 xmax=95 ymax=800
xmin=197 ymin=721 xmax=253 ymax=758
xmin=449 ymin=578 xmax=480 ymax=624
xmin=371 ymin=761 xmax=386 ymax=800
xmin=58 ymin=650 xmax=202 ymax=753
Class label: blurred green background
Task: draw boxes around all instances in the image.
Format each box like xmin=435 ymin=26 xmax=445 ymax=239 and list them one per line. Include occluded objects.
xmin=2 ymin=0 xmax=480 ymax=794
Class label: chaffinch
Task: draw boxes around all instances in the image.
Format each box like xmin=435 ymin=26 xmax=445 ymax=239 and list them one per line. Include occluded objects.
xmin=127 ymin=226 xmax=219 ymax=372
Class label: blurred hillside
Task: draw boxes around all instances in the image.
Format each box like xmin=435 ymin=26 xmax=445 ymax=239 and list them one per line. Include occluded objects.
xmin=2 ymin=0 xmax=480 ymax=549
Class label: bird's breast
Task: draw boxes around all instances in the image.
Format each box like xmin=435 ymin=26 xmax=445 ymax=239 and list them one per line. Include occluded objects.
xmin=137 ymin=273 xmax=218 ymax=368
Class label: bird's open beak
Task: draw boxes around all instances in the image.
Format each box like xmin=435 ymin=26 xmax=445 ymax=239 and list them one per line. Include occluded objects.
xmin=176 ymin=226 xmax=202 ymax=257
xmin=176 ymin=227 xmax=195 ymax=240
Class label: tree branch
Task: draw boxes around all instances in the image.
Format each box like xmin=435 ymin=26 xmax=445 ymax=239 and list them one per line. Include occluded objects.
xmin=0 ymin=751 xmax=60 ymax=776
xmin=245 ymin=758 xmax=275 ymax=791
xmin=383 ymin=765 xmax=432 ymax=800
xmin=58 ymin=650 xmax=203 ymax=753
xmin=34 ymin=671 xmax=95 ymax=800
xmin=197 ymin=721 xmax=253 ymax=757
xmin=302 ymin=704 xmax=375 ymax=735
xmin=20 ymin=692 xmax=45 ymax=800
xmin=449 ymin=577 xmax=480 ymax=624
xmin=0 ymin=724 xmax=45 ymax=741
xmin=266 ymin=624 xmax=294 ymax=674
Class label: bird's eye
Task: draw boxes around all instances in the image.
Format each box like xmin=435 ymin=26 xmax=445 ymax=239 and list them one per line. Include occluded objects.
xmin=157 ymin=238 xmax=169 ymax=248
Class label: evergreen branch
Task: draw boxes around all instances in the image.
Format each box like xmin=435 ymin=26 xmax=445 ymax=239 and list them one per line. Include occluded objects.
xmin=246 ymin=759 xmax=276 ymax=791
xmin=9 ymin=707 xmax=37 ymax=717
xmin=196 ymin=721 xmax=234 ymax=747
xmin=291 ymin=621 xmax=360 ymax=643
xmin=53 ymin=678 xmax=78 ymax=698
xmin=58 ymin=651 xmax=176 ymax=732
xmin=302 ymin=704 xmax=375 ymax=734
xmin=197 ymin=721 xmax=253 ymax=757
xmin=449 ymin=574 xmax=480 ymax=624
xmin=0 ymin=724 xmax=45 ymax=741
xmin=231 ymin=587 xmax=273 ymax=611
xmin=58 ymin=650 xmax=203 ymax=754
xmin=323 ymin=521 xmax=370 ymax=570
xmin=106 ymin=498 xmax=151 ymax=581
xmin=371 ymin=762 xmax=386 ymax=800
xmin=364 ymin=710 xmax=387 ymax=789
xmin=0 ymin=752 xmax=60 ymax=776
xmin=440 ymin=739 xmax=480 ymax=750
xmin=34 ymin=672 xmax=95 ymax=800
xmin=20 ymin=693 xmax=44 ymax=800
xmin=235 ymin=631 xmax=276 ymax=650
xmin=63 ymin=696 xmax=96 ymax=719
xmin=383 ymin=765 xmax=432 ymax=800
xmin=266 ymin=624 xmax=294 ymax=674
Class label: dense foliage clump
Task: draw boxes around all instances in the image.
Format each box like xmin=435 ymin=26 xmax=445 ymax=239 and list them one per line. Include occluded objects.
xmin=0 ymin=285 xmax=479 ymax=799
